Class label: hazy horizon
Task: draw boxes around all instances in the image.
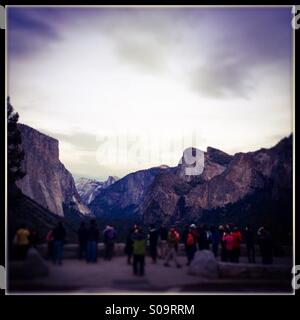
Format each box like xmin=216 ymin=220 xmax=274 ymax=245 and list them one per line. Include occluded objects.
xmin=8 ymin=6 xmax=293 ymax=180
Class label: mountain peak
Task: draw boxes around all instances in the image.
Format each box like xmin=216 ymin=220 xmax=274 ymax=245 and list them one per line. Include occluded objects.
xmin=75 ymin=175 xmax=119 ymax=205
xmin=206 ymin=146 xmax=233 ymax=166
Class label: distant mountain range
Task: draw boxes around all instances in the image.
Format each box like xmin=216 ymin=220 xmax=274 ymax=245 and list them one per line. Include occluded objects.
xmin=90 ymin=136 xmax=292 ymax=231
xmin=75 ymin=176 xmax=119 ymax=205
xmin=11 ymin=122 xmax=292 ymax=241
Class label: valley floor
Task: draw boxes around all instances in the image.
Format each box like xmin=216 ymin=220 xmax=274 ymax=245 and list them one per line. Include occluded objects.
xmin=8 ymin=255 xmax=293 ymax=294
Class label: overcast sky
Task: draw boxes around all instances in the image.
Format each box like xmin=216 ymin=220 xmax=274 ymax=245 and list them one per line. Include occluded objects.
xmin=7 ymin=6 xmax=293 ymax=180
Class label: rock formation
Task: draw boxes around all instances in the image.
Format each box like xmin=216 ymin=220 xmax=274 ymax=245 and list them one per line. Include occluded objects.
xmin=16 ymin=124 xmax=90 ymax=217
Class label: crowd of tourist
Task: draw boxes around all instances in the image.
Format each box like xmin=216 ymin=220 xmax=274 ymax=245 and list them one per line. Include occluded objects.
xmin=13 ymin=221 xmax=275 ymax=276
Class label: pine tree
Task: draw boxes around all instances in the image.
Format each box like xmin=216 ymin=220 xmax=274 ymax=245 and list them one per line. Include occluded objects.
xmin=7 ymin=97 xmax=26 ymax=186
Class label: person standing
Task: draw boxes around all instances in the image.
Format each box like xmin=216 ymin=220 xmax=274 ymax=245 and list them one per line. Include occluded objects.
xmin=103 ymin=224 xmax=117 ymax=260
xmin=164 ymin=227 xmax=181 ymax=268
xmin=46 ymin=229 xmax=54 ymax=260
xmin=222 ymin=228 xmax=234 ymax=262
xmin=197 ymin=224 xmax=210 ymax=250
xmin=125 ymin=225 xmax=137 ymax=264
xmin=77 ymin=222 xmax=88 ymax=260
xmin=158 ymin=225 xmax=168 ymax=259
xmin=52 ymin=222 xmax=66 ymax=265
xmin=231 ymin=226 xmax=242 ymax=263
xmin=185 ymin=224 xmax=198 ymax=265
xmin=244 ymin=224 xmax=256 ymax=263
xmin=86 ymin=220 xmax=99 ymax=263
xmin=14 ymin=224 xmax=31 ymax=260
xmin=148 ymin=224 xmax=159 ymax=263
xmin=132 ymin=226 xmax=146 ymax=276
xmin=182 ymin=224 xmax=189 ymax=263
xmin=258 ymin=226 xmax=273 ymax=264
xmin=219 ymin=225 xmax=226 ymax=261
xmin=211 ymin=225 xmax=220 ymax=258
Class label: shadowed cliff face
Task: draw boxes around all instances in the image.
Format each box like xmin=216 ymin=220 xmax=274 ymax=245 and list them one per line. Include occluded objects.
xmin=16 ymin=124 xmax=90 ymax=217
xmin=89 ymin=166 xmax=172 ymax=217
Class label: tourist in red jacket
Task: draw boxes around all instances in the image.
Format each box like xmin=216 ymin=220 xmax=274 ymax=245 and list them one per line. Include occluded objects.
xmin=222 ymin=229 xmax=234 ymax=262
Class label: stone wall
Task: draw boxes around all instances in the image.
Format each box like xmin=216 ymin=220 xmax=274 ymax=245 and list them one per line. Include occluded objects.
xmin=36 ymin=243 xmax=292 ymax=260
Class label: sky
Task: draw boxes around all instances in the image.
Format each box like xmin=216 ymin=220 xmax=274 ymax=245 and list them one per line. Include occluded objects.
xmin=7 ymin=6 xmax=293 ymax=180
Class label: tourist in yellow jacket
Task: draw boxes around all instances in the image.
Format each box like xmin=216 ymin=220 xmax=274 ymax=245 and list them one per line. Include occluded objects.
xmin=14 ymin=224 xmax=30 ymax=260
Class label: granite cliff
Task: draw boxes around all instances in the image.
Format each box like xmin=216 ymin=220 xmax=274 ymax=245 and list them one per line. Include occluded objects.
xmin=16 ymin=124 xmax=90 ymax=217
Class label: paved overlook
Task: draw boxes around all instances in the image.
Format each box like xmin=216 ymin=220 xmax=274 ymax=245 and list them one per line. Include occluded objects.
xmin=9 ymin=249 xmax=293 ymax=294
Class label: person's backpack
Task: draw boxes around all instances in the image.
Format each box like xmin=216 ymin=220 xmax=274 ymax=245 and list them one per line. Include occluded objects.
xmin=106 ymin=229 xmax=115 ymax=241
xmin=169 ymin=231 xmax=177 ymax=244
xmin=46 ymin=230 xmax=54 ymax=242
xmin=186 ymin=233 xmax=194 ymax=246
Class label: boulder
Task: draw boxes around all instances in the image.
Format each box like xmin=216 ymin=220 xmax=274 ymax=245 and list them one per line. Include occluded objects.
xmin=25 ymin=248 xmax=49 ymax=277
xmin=188 ymin=250 xmax=219 ymax=278
xmin=10 ymin=248 xmax=49 ymax=279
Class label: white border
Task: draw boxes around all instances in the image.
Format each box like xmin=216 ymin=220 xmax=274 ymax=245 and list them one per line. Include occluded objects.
xmin=4 ymin=4 xmax=296 ymax=296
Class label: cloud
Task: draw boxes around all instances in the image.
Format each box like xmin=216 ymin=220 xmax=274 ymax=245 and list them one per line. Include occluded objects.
xmin=101 ymin=9 xmax=184 ymax=74
xmin=7 ymin=7 xmax=62 ymax=57
xmin=42 ymin=129 xmax=98 ymax=152
xmin=190 ymin=55 xmax=253 ymax=99
xmin=114 ymin=36 xmax=167 ymax=73
xmin=187 ymin=8 xmax=292 ymax=99
xmin=8 ymin=7 xmax=293 ymax=179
